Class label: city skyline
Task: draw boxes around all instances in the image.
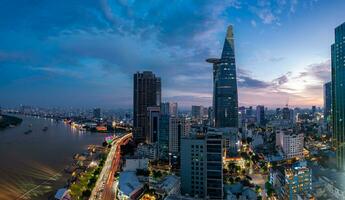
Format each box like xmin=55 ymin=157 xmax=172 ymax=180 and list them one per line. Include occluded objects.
xmin=1 ymin=1 xmax=345 ymax=108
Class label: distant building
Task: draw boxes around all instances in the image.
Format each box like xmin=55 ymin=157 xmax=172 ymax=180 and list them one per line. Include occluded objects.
xmin=136 ymin=143 xmax=158 ymax=160
xmin=207 ymin=25 xmax=238 ymax=128
xmin=93 ymin=108 xmax=101 ymax=119
xmin=161 ymin=102 xmax=178 ymax=117
xmin=256 ymin=105 xmax=265 ymax=126
xmin=146 ymin=106 xmax=160 ymax=144
xmin=191 ymin=105 xmax=203 ymax=120
xmin=180 ymin=127 xmax=223 ymax=199
xmin=331 ymin=22 xmax=345 ymax=170
xmin=133 ymin=71 xmax=161 ymax=143
xmin=270 ymin=161 xmax=312 ymax=200
xmin=276 ymin=129 xmax=304 ymax=159
xmin=170 ymin=102 xmax=178 ymax=117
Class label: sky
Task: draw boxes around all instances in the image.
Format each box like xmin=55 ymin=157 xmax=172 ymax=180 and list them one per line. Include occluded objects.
xmin=0 ymin=0 xmax=344 ymax=109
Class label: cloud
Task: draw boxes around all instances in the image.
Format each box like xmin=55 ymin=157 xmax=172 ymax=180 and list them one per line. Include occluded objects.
xmin=251 ymin=20 xmax=257 ymax=27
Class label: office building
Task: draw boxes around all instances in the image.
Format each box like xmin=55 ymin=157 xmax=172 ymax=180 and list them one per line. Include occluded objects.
xmin=276 ymin=129 xmax=304 ymax=159
xmin=256 ymin=105 xmax=265 ymax=126
xmin=191 ymin=105 xmax=203 ymax=120
xmin=332 ymin=22 xmax=345 ymax=170
xmin=133 ymin=71 xmax=161 ymax=143
xmin=324 ymin=82 xmax=332 ymax=124
xmin=169 ymin=117 xmax=191 ymax=156
xmin=159 ymin=114 xmax=170 ymax=161
xmin=207 ymin=25 xmax=238 ymax=128
xmin=147 ymin=106 xmax=160 ymax=144
xmin=180 ymin=127 xmax=223 ymax=199
xmin=161 ymin=102 xmax=178 ymax=116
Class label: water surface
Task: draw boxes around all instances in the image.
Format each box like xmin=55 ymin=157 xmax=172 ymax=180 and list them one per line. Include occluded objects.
xmin=0 ymin=115 xmax=112 ymax=200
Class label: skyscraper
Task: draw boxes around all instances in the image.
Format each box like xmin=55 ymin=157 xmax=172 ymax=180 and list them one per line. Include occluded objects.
xmin=133 ymin=71 xmax=161 ymax=143
xmin=207 ymin=25 xmax=238 ymax=128
xmin=256 ymin=105 xmax=265 ymax=126
xmin=332 ymin=22 xmax=345 ymax=170
xmin=324 ymin=81 xmax=332 ymax=123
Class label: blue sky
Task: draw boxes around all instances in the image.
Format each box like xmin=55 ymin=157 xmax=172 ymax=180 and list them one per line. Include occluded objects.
xmin=0 ymin=0 xmax=344 ymax=109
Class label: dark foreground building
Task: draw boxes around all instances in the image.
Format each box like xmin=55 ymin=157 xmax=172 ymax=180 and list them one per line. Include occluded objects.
xmin=133 ymin=71 xmax=161 ymax=143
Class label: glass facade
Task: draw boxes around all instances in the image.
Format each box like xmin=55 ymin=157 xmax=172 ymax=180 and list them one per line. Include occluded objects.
xmin=208 ymin=25 xmax=238 ymax=128
xmin=159 ymin=114 xmax=169 ymax=161
xmin=332 ymin=22 xmax=345 ymax=170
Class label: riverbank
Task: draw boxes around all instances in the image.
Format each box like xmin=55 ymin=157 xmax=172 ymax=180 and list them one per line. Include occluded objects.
xmin=0 ymin=114 xmax=22 ymax=129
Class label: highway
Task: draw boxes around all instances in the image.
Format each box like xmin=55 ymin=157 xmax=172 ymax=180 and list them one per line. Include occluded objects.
xmin=89 ymin=132 xmax=132 ymax=200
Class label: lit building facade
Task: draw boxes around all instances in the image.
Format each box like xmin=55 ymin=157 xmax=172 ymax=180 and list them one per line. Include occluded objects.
xmin=276 ymin=129 xmax=304 ymax=159
xmin=331 ymin=22 xmax=345 ymax=170
xmin=324 ymin=81 xmax=332 ymax=123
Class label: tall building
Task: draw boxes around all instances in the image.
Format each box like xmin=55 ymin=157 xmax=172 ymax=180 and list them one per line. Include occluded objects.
xmin=169 ymin=117 xmax=191 ymax=157
xmin=133 ymin=71 xmax=161 ymax=143
xmin=256 ymin=105 xmax=265 ymax=126
xmin=324 ymin=81 xmax=332 ymax=123
xmin=147 ymin=106 xmax=160 ymax=144
xmin=161 ymin=102 xmax=170 ymax=116
xmin=180 ymin=128 xmax=223 ymax=199
xmin=276 ymin=129 xmax=304 ymax=159
xmin=159 ymin=114 xmax=169 ymax=161
xmin=332 ymin=22 xmax=345 ymax=170
xmin=170 ymin=102 xmax=178 ymax=117
xmin=93 ymin=108 xmax=101 ymax=119
xmin=207 ymin=25 xmax=238 ymax=128
xmin=191 ymin=105 xmax=203 ymax=119
xmin=161 ymin=102 xmax=178 ymax=117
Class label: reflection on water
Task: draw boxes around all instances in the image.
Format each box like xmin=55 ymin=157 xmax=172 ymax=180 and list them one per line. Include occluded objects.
xmin=0 ymin=115 xmax=112 ymax=200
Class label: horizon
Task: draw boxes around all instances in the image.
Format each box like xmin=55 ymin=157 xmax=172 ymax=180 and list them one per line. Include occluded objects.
xmin=1 ymin=1 xmax=344 ymax=108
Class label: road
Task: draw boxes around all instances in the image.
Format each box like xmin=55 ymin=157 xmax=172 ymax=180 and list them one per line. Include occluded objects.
xmin=89 ymin=132 xmax=132 ymax=200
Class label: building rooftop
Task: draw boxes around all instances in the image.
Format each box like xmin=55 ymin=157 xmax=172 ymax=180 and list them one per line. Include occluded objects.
xmin=118 ymin=171 xmax=143 ymax=196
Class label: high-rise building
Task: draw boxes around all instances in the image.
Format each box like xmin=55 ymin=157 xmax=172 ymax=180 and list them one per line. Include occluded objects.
xmin=161 ymin=102 xmax=178 ymax=117
xmin=276 ymin=129 xmax=304 ymax=159
xmin=147 ymin=106 xmax=160 ymax=144
xmin=161 ymin=102 xmax=170 ymax=116
xmin=133 ymin=71 xmax=161 ymax=143
xmin=159 ymin=114 xmax=169 ymax=161
xmin=170 ymin=102 xmax=178 ymax=117
xmin=169 ymin=117 xmax=191 ymax=157
xmin=256 ymin=105 xmax=265 ymax=126
xmin=282 ymin=106 xmax=291 ymax=121
xmin=191 ymin=105 xmax=203 ymax=119
xmin=207 ymin=25 xmax=238 ymax=128
xmin=180 ymin=128 xmax=223 ymax=199
xmin=324 ymin=81 xmax=332 ymax=123
xmin=93 ymin=108 xmax=101 ymax=119
xmin=332 ymin=22 xmax=345 ymax=170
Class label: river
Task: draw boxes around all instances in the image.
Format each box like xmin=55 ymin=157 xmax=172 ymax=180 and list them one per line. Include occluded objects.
xmin=0 ymin=115 xmax=113 ymax=200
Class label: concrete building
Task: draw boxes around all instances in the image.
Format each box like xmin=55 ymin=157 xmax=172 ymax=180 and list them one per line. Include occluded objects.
xmin=276 ymin=129 xmax=304 ymax=159
xmin=180 ymin=127 xmax=223 ymax=199
xmin=133 ymin=71 xmax=161 ymax=143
